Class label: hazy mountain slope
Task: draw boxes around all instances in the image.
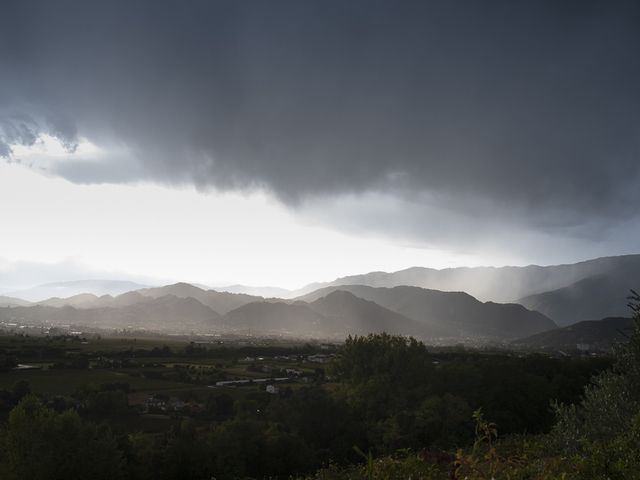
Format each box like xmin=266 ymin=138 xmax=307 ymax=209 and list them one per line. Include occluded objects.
xmin=117 ymin=295 xmax=221 ymax=330
xmin=137 ymin=282 xmax=213 ymax=299
xmin=222 ymin=291 xmax=426 ymax=338
xmin=292 ymin=255 xmax=640 ymax=304
xmin=308 ymin=290 xmax=428 ymax=336
xmin=95 ymin=291 xmax=151 ymax=308
xmin=297 ymin=285 xmax=556 ymax=339
xmin=222 ymin=301 xmax=327 ymax=335
xmin=137 ymin=283 xmax=261 ymax=314
xmin=0 ymin=295 xmax=221 ymax=332
xmin=35 ymin=291 xmax=158 ymax=309
xmin=518 ymin=274 xmax=638 ymax=326
xmin=7 ymin=280 xmax=150 ymax=302
xmin=0 ymin=295 xmax=31 ymax=307
xmin=514 ymin=317 xmax=634 ymax=351
xmin=37 ymin=293 xmax=100 ymax=308
xmin=217 ymin=284 xmax=293 ymax=298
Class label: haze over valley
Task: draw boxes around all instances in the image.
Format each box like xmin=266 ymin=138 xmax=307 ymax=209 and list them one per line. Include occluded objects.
xmin=1 ymin=255 xmax=638 ymax=350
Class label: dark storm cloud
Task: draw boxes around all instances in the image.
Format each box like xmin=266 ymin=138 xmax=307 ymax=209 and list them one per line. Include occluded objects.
xmin=0 ymin=112 xmax=78 ymax=157
xmin=0 ymin=114 xmax=40 ymax=156
xmin=1 ymin=0 xmax=640 ymax=246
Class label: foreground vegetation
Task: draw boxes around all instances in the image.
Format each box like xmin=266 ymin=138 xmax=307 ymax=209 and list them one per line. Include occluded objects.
xmin=0 ymin=293 xmax=638 ymax=479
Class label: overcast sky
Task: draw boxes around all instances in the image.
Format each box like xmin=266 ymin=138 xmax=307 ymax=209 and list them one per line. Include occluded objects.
xmin=1 ymin=0 xmax=639 ymax=289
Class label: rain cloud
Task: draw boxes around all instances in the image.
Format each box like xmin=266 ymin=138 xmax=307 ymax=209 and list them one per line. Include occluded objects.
xmin=2 ymin=0 xmax=640 ymax=258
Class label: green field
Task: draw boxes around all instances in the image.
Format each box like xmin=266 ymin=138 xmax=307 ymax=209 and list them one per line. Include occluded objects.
xmin=0 ymin=333 xmax=327 ymax=406
xmin=0 ymin=368 xmax=192 ymax=395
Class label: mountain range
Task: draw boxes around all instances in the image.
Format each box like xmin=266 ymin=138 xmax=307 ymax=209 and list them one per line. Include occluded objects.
xmin=136 ymin=283 xmax=262 ymax=315
xmin=0 ymin=254 xmax=638 ymax=342
xmin=4 ymin=280 xmax=150 ymax=302
xmin=0 ymin=282 xmax=554 ymax=340
xmin=517 ymin=274 xmax=637 ymax=326
xmin=0 ymin=295 xmax=219 ymax=332
xmin=220 ymin=290 xmax=425 ymax=338
xmin=294 ymin=254 xmax=640 ymax=304
xmin=296 ymin=284 xmax=556 ymax=338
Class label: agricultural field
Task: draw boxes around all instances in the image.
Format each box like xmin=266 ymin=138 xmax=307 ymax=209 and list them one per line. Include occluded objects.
xmin=0 ymin=332 xmax=334 ymax=426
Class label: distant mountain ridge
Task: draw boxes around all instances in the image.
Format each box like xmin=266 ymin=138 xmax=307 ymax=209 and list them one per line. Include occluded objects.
xmin=136 ymin=283 xmax=262 ymax=315
xmin=518 ymin=273 xmax=639 ymax=326
xmin=309 ymin=290 xmax=424 ymax=336
xmin=292 ymin=255 xmax=640 ymax=304
xmin=25 ymin=283 xmax=263 ymax=317
xmin=0 ymin=283 xmax=555 ymax=341
xmin=6 ymin=280 xmax=151 ymax=302
xmin=296 ymin=285 xmax=555 ymax=339
xmin=221 ymin=301 xmax=326 ymax=335
xmin=2 ymin=254 xmax=638 ymax=341
xmin=0 ymin=295 xmax=31 ymax=307
xmin=515 ymin=317 xmax=634 ymax=351
xmin=216 ymin=285 xmax=293 ymax=298
xmin=0 ymin=294 xmax=221 ymax=332
xmin=222 ymin=290 xmax=437 ymax=338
